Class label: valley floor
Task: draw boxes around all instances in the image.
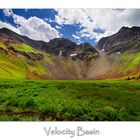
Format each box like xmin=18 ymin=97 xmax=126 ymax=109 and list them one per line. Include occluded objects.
xmin=0 ymin=79 xmax=140 ymax=121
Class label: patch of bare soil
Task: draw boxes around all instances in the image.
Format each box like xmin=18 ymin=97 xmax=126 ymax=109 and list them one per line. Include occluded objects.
xmin=86 ymin=50 xmax=112 ymax=79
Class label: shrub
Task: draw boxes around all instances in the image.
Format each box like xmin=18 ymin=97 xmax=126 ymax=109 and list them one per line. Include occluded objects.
xmin=102 ymin=106 xmax=118 ymax=121
xmin=118 ymin=107 xmax=129 ymax=121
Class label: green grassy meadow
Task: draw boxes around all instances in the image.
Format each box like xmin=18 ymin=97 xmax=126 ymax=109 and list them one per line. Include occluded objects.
xmin=0 ymin=79 xmax=140 ymax=121
xmin=114 ymin=52 xmax=140 ymax=73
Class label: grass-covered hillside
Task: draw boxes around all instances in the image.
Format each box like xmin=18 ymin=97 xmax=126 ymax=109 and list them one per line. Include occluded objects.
xmin=113 ymin=52 xmax=140 ymax=78
xmin=0 ymin=41 xmax=53 ymax=79
xmin=0 ymin=80 xmax=140 ymax=121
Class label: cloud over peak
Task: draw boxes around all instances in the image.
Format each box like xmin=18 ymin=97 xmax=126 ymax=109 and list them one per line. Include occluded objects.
xmin=2 ymin=9 xmax=60 ymax=42
xmin=55 ymin=9 xmax=140 ymax=41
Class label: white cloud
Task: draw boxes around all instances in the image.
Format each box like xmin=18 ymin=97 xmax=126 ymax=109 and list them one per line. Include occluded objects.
xmin=25 ymin=9 xmax=29 ymax=12
xmin=77 ymin=40 xmax=83 ymax=45
xmin=14 ymin=16 xmax=60 ymax=42
xmin=72 ymin=34 xmax=80 ymax=39
xmin=1 ymin=9 xmax=60 ymax=42
xmin=0 ymin=21 xmax=20 ymax=34
xmin=55 ymin=9 xmax=140 ymax=41
xmin=55 ymin=25 xmax=62 ymax=30
xmin=3 ymin=9 xmax=13 ymax=17
xmin=2 ymin=9 xmax=140 ymax=43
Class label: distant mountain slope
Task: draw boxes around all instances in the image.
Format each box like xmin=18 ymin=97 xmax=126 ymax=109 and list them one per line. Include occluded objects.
xmin=41 ymin=38 xmax=98 ymax=60
xmin=0 ymin=28 xmax=98 ymax=61
xmin=0 ymin=27 xmax=46 ymax=49
xmin=0 ymin=27 xmax=99 ymax=80
xmin=97 ymin=26 xmax=140 ymax=54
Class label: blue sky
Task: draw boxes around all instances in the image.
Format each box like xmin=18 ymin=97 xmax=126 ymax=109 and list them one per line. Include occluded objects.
xmin=0 ymin=9 xmax=140 ymax=46
xmin=0 ymin=9 xmax=97 ymax=46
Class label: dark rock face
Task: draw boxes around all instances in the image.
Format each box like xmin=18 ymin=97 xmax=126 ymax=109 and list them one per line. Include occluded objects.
xmin=0 ymin=47 xmax=8 ymax=55
xmin=73 ymin=43 xmax=99 ymax=61
xmin=42 ymin=39 xmax=99 ymax=61
xmin=41 ymin=38 xmax=77 ymax=56
xmin=97 ymin=26 xmax=140 ymax=54
xmin=8 ymin=46 xmax=44 ymax=61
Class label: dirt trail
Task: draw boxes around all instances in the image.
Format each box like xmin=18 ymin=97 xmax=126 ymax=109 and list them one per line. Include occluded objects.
xmin=86 ymin=50 xmax=112 ymax=79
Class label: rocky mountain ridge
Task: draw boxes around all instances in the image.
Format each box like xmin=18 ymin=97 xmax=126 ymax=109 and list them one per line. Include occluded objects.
xmin=97 ymin=26 xmax=140 ymax=54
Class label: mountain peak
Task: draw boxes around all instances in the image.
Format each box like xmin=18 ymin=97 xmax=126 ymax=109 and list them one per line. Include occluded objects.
xmin=97 ymin=26 xmax=140 ymax=54
xmin=118 ymin=26 xmax=140 ymax=33
xmin=0 ymin=27 xmax=17 ymax=34
xmin=0 ymin=27 xmax=8 ymax=31
xmin=118 ymin=26 xmax=130 ymax=32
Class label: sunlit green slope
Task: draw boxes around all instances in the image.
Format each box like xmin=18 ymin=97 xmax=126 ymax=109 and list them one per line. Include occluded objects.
xmin=0 ymin=42 xmax=53 ymax=79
